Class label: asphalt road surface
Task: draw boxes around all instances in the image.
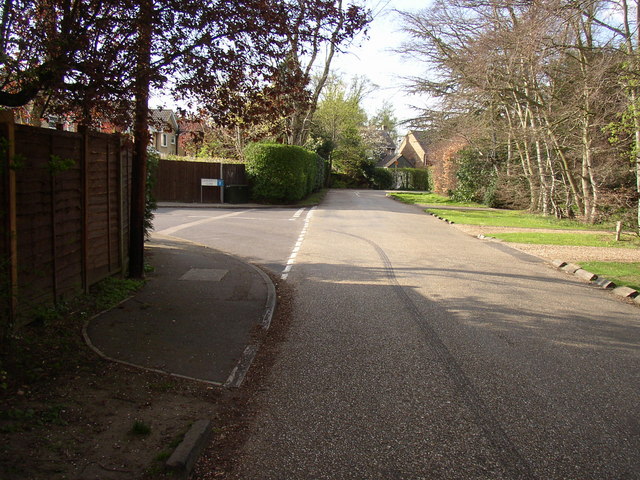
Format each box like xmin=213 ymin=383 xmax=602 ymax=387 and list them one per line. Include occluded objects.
xmin=226 ymin=190 xmax=640 ymax=479
xmin=153 ymin=206 xmax=308 ymax=274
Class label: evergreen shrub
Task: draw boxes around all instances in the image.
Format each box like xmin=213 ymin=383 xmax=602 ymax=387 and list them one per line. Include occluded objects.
xmin=371 ymin=168 xmax=394 ymax=190
xmin=245 ymin=143 xmax=321 ymax=203
xmin=450 ymin=147 xmax=496 ymax=204
xmin=390 ymin=168 xmax=432 ymax=191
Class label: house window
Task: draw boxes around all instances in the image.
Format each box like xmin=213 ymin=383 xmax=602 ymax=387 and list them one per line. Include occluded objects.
xmin=161 ymin=133 xmax=168 ymax=147
xmin=170 ymin=135 xmax=175 ymax=145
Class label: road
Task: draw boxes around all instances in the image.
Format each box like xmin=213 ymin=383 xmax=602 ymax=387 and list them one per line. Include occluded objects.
xmin=158 ymin=191 xmax=640 ymax=479
xmin=153 ymin=205 xmax=309 ymax=274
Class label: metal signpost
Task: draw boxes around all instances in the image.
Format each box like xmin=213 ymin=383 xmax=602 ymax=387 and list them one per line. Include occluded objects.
xmin=200 ymin=178 xmax=224 ymax=203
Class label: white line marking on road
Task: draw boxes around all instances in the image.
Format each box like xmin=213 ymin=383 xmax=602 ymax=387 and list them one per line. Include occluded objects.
xmin=156 ymin=209 xmax=254 ymax=235
xmin=290 ymin=208 xmax=306 ymax=220
xmin=281 ymin=206 xmax=316 ymax=280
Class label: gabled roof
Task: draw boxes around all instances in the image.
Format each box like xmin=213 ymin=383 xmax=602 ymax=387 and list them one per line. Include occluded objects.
xmin=409 ymin=130 xmax=430 ymax=150
xmin=378 ymin=153 xmax=414 ymax=168
xmin=379 ymin=128 xmax=396 ymax=150
xmin=149 ymin=108 xmax=178 ymax=132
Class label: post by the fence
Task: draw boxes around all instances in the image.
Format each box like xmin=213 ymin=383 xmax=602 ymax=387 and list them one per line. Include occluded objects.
xmin=0 ymin=110 xmax=18 ymax=343
xmin=118 ymin=135 xmax=127 ymax=277
xmin=615 ymin=221 xmax=622 ymax=242
xmin=79 ymin=126 xmax=90 ymax=292
xmin=106 ymin=137 xmax=113 ymax=271
xmin=49 ymin=130 xmax=59 ymax=299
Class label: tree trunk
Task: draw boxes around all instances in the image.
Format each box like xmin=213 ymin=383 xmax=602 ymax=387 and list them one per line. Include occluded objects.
xmin=129 ymin=0 xmax=153 ymax=279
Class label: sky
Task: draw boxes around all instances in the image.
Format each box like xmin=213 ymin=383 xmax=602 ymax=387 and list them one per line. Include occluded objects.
xmin=331 ymin=0 xmax=433 ymax=129
xmin=153 ymin=0 xmax=432 ymax=132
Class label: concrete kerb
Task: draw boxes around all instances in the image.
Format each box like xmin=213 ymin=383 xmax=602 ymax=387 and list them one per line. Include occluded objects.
xmin=166 ymin=419 xmax=212 ymax=478
xmin=550 ymin=258 xmax=639 ymax=305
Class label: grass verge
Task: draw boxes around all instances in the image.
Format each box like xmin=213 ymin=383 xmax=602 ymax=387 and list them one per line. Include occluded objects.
xmin=579 ymin=262 xmax=640 ymax=291
xmin=427 ymin=208 xmax=611 ymax=230
xmin=488 ymin=232 xmax=640 ymax=248
xmin=389 ymin=192 xmax=483 ymax=208
xmin=295 ymin=188 xmax=329 ymax=207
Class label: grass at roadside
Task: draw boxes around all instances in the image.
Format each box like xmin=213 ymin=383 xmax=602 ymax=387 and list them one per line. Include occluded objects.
xmin=579 ymin=262 xmax=640 ymax=291
xmin=427 ymin=208 xmax=611 ymax=230
xmin=388 ymin=192 xmax=483 ymax=208
xmin=295 ymin=188 xmax=329 ymax=207
xmin=488 ymin=232 xmax=640 ymax=249
xmin=1 ymin=276 xmax=144 ymax=393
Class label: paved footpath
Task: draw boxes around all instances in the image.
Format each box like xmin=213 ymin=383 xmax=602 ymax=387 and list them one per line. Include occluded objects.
xmin=226 ymin=190 xmax=639 ymax=480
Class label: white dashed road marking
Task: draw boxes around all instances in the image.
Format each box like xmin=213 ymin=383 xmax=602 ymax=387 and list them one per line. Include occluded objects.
xmin=281 ymin=207 xmax=316 ymax=280
xmin=290 ymin=208 xmax=306 ymax=220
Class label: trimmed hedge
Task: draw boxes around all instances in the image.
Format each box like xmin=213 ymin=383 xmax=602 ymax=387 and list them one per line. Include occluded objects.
xmin=371 ymin=168 xmax=394 ymax=190
xmin=390 ymin=168 xmax=431 ymax=191
xmin=245 ymin=142 xmax=325 ymax=203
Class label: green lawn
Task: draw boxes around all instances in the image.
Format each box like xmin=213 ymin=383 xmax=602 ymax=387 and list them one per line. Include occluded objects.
xmin=579 ymin=262 xmax=640 ymax=291
xmin=488 ymin=232 xmax=640 ymax=248
xmin=389 ymin=192 xmax=483 ymax=208
xmin=427 ymin=208 xmax=611 ymax=231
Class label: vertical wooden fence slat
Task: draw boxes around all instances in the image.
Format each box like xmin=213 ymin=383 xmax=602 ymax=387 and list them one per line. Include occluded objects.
xmin=106 ymin=139 xmax=112 ymax=272
xmin=49 ymin=132 xmax=59 ymax=299
xmin=0 ymin=111 xmax=18 ymax=343
xmin=80 ymin=127 xmax=90 ymax=292
xmin=118 ymin=135 xmax=125 ymax=276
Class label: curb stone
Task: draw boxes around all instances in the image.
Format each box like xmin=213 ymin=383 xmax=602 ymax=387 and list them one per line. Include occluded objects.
xmin=552 ymin=259 xmax=639 ymax=305
xmin=561 ymin=263 xmax=581 ymax=274
xmin=575 ymin=269 xmax=597 ymax=282
xmin=594 ymin=277 xmax=616 ymax=289
xmin=166 ymin=419 xmax=212 ymax=477
xmin=613 ymin=286 xmax=638 ymax=298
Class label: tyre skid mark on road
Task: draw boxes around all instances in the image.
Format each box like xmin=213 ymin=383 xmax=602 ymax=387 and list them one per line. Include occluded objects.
xmin=338 ymin=231 xmax=536 ymax=480
xmin=282 ymin=208 xmax=315 ymax=280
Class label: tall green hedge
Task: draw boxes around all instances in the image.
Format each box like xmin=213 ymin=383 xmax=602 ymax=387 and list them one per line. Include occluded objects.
xmin=390 ymin=168 xmax=432 ymax=191
xmin=371 ymin=168 xmax=394 ymax=190
xmin=245 ymin=143 xmax=325 ymax=203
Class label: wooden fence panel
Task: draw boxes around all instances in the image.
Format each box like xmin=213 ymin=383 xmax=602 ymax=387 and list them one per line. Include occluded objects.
xmin=0 ymin=120 xmax=131 ymax=327
xmin=154 ymin=160 xmax=246 ymax=203
xmin=49 ymin=131 xmax=83 ymax=300
xmin=14 ymin=127 xmax=84 ymax=310
xmin=0 ymin=113 xmax=17 ymax=340
xmin=222 ymin=164 xmax=247 ymax=186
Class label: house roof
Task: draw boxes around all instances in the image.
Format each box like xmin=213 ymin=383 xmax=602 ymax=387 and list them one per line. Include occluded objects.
xmin=378 ymin=153 xmax=414 ymax=168
xmin=379 ymin=128 xmax=396 ymax=150
xmin=409 ymin=130 xmax=430 ymax=150
xmin=149 ymin=108 xmax=178 ymax=132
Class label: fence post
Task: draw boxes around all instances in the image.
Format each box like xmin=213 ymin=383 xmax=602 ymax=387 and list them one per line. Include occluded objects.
xmin=49 ymin=131 xmax=59 ymax=299
xmin=118 ymin=135 xmax=127 ymax=277
xmin=79 ymin=126 xmax=90 ymax=292
xmin=0 ymin=110 xmax=18 ymax=346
